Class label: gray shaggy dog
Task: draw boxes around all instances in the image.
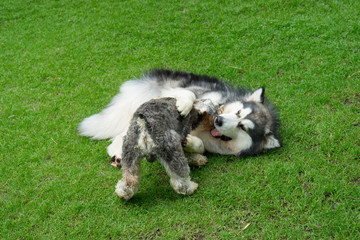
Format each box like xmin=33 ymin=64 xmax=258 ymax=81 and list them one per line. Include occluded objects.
xmin=115 ymin=97 xmax=217 ymax=200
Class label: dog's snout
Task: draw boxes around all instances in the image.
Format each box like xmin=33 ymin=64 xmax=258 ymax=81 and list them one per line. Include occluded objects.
xmin=215 ymin=116 xmax=223 ymax=127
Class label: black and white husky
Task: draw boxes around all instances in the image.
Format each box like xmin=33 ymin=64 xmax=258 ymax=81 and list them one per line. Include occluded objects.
xmin=79 ymin=69 xmax=281 ymax=158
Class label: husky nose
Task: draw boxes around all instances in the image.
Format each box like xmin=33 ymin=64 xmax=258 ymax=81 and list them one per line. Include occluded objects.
xmin=215 ymin=116 xmax=223 ymax=127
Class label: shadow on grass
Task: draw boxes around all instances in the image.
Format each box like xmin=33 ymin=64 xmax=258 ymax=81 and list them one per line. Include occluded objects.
xmin=111 ymin=153 xmax=262 ymax=206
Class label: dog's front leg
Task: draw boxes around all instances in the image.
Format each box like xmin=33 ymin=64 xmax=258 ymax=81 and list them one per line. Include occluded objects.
xmin=160 ymin=88 xmax=195 ymax=116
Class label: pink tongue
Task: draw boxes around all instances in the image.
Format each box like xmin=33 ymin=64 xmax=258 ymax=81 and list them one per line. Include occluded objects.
xmin=211 ymin=128 xmax=223 ymax=137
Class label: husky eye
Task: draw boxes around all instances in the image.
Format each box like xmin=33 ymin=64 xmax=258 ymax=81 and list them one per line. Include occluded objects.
xmin=238 ymin=123 xmax=246 ymax=131
xmin=236 ymin=110 xmax=241 ymax=117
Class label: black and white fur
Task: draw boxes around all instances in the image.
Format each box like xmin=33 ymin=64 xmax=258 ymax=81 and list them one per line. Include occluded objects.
xmin=115 ymin=98 xmax=216 ymax=200
xmin=79 ymin=69 xmax=281 ymax=159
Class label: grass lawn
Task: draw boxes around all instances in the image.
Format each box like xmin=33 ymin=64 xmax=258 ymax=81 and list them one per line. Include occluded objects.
xmin=1 ymin=0 xmax=359 ymax=239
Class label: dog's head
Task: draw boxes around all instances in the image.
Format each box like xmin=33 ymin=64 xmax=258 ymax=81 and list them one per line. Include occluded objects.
xmin=212 ymin=87 xmax=281 ymax=156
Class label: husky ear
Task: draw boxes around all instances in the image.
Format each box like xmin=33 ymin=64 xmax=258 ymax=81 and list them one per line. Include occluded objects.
xmin=264 ymin=132 xmax=282 ymax=150
xmin=246 ymin=87 xmax=265 ymax=103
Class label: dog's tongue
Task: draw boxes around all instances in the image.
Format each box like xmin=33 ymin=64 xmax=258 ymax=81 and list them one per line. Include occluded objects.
xmin=211 ymin=128 xmax=223 ymax=137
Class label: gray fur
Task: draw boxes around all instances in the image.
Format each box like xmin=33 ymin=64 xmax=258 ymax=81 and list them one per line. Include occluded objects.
xmin=115 ymin=98 xmax=216 ymax=200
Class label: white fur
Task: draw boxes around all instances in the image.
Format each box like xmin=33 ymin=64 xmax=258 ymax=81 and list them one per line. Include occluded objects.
xmin=264 ymin=135 xmax=281 ymax=149
xmin=246 ymin=87 xmax=264 ymax=103
xmin=239 ymin=108 xmax=252 ymax=119
xmin=189 ymin=127 xmax=252 ymax=155
xmin=136 ymin=118 xmax=156 ymax=154
xmin=216 ymin=114 xmax=241 ymax=138
xmin=107 ymin=134 xmax=125 ymax=159
xmin=241 ymin=119 xmax=255 ymax=130
xmin=78 ymin=78 xmax=159 ymax=139
xmin=183 ymin=135 xmax=205 ymax=154
xmin=222 ymin=102 xmax=244 ymax=114
xmin=160 ymin=88 xmax=195 ymax=116
xmin=200 ymin=92 xmax=222 ymax=106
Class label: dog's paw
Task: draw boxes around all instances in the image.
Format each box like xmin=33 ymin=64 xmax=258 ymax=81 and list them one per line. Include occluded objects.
xmin=160 ymin=88 xmax=195 ymax=116
xmin=175 ymin=90 xmax=196 ymax=116
xmin=176 ymin=98 xmax=194 ymax=116
xmin=111 ymin=156 xmax=122 ymax=168
xmin=115 ymin=180 xmax=136 ymax=201
xmin=107 ymin=135 xmax=124 ymax=163
xmin=170 ymin=179 xmax=198 ymax=195
xmin=186 ymin=181 xmax=199 ymax=195
xmin=183 ymin=135 xmax=205 ymax=154
xmin=187 ymin=153 xmax=208 ymax=167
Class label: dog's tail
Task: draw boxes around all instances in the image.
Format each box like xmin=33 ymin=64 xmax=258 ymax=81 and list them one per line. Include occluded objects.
xmin=78 ymin=78 xmax=160 ymax=140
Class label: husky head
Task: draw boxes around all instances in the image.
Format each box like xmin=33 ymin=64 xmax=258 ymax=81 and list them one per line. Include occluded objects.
xmin=212 ymin=87 xmax=281 ymax=156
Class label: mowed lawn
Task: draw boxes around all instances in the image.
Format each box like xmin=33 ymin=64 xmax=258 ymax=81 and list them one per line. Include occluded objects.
xmin=1 ymin=0 xmax=359 ymax=239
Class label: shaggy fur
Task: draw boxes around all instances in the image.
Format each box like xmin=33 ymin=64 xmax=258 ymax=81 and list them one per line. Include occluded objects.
xmin=115 ymin=98 xmax=217 ymax=200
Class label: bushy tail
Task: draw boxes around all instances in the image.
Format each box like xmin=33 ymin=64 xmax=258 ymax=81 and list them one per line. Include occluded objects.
xmin=78 ymin=78 xmax=160 ymax=140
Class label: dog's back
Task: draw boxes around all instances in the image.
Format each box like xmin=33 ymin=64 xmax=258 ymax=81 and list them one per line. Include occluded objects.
xmin=133 ymin=98 xmax=202 ymax=143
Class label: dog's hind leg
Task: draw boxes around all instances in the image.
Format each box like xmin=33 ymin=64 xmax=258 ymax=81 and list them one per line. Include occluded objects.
xmin=157 ymin=131 xmax=198 ymax=195
xmin=160 ymin=157 xmax=198 ymax=195
xmin=108 ymin=133 xmax=126 ymax=167
xmin=115 ymin=154 xmax=142 ymax=200
xmin=115 ymin=123 xmax=143 ymax=200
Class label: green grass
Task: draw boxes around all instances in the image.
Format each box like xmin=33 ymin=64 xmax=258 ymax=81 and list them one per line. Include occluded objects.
xmin=1 ymin=0 xmax=359 ymax=239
